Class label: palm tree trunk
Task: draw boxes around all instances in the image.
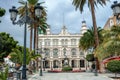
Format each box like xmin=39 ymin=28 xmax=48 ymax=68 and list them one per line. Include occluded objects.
xmin=30 ymin=27 xmax=33 ymax=51
xmin=36 ymin=27 xmax=39 ymax=49
xmin=36 ymin=27 xmax=39 ymax=71
xmin=36 ymin=27 xmax=38 ymax=51
xmin=90 ymin=0 xmax=100 ymax=72
xmin=33 ymin=27 xmax=36 ymax=54
xmin=90 ymin=0 xmax=99 ymax=48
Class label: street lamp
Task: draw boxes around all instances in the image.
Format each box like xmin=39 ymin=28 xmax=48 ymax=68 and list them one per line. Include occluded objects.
xmin=40 ymin=57 xmax=43 ymax=76
xmin=39 ymin=48 xmax=44 ymax=76
xmin=43 ymin=57 xmax=47 ymax=71
xmin=111 ymin=1 xmax=120 ymax=23
xmin=9 ymin=2 xmax=43 ymax=80
xmin=36 ymin=48 xmax=43 ymax=76
xmin=94 ymin=57 xmax=98 ymax=76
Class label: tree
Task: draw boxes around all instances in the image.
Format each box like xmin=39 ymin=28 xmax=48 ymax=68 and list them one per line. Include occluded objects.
xmin=18 ymin=0 xmax=48 ymax=51
xmin=79 ymin=27 xmax=103 ymax=71
xmin=79 ymin=27 xmax=103 ymax=50
xmin=0 ymin=32 xmax=18 ymax=62
xmin=9 ymin=45 xmax=41 ymax=65
xmin=95 ymin=25 xmax=120 ymax=60
xmin=72 ymin=0 xmax=109 ymax=48
xmin=86 ymin=54 xmax=94 ymax=62
xmin=107 ymin=60 xmax=120 ymax=77
xmin=9 ymin=45 xmax=41 ymax=72
xmin=0 ymin=7 xmax=6 ymax=23
xmin=0 ymin=66 xmax=8 ymax=80
xmin=0 ymin=7 xmax=5 ymax=17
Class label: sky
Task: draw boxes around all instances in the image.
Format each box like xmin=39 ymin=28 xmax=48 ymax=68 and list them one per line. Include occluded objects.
xmin=0 ymin=0 xmax=118 ymax=48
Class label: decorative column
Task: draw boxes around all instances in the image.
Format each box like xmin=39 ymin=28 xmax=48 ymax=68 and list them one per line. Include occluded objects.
xmin=60 ymin=59 xmax=62 ymax=68
xmin=50 ymin=48 xmax=53 ymax=58
xmin=77 ymin=59 xmax=80 ymax=69
xmin=69 ymin=59 xmax=71 ymax=67
xmin=50 ymin=60 xmax=53 ymax=70
xmin=79 ymin=60 xmax=81 ymax=70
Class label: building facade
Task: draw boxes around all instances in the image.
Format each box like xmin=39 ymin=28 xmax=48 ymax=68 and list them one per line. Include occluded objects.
xmin=38 ymin=21 xmax=88 ymax=70
xmin=103 ymin=15 xmax=116 ymax=30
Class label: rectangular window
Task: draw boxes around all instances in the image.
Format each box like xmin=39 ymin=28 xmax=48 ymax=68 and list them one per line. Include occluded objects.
xmin=53 ymin=39 xmax=58 ymax=46
xmin=71 ymin=39 xmax=76 ymax=45
xmin=65 ymin=39 xmax=68 ymax=45
xmin=80 ymin=60 xmax=85 ymax=67
xmin=39 ymin=39 xmax=42 ymax=46
xmin=61 ymin=39 xmax=64 ymax=46
xmin=45 ymin=39 xmax=50 ymax=46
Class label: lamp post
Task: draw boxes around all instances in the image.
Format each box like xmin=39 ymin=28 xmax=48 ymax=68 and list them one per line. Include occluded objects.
xmin=94 ymin=57 xmax=98 ymax=76
xmin=43 ymin=57 xmax=47 ymax=71
xmin=111 ymin=1 xmax=120 ymax=23
xmin=40 ymin=57 xmax=43 ymax=76
xmin=36 ymin=48 xmax=43 ymax=76
xmin=39 ymin=48 xmax=44 ymax=76
xmin=9 ymin=2 xmax=43 ymax=80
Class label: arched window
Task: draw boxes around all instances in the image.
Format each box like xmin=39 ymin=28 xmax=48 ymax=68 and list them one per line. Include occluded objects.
xmin=63 ymin=48 xmax=66 ymax=56
xmin=44 ymin=48 xmax=50 ymax=56
xmin=71 ymin=48 xmax=76 ymax=56
xmin=53 ymin=48 xmax=58 ymax=56
xmin=80 ymin=51 xmax=84 ymax=55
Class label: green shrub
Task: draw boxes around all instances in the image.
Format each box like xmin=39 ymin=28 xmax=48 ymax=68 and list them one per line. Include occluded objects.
xmin=0 ymin=66 xmax=8 ymax=80
xmin=106 ymin=60 xmax=120 ymax=77
xmin=86 ymin=54 xmax=94 ymax=62
xmin=62 ymin=66 xmax=72 ymax=72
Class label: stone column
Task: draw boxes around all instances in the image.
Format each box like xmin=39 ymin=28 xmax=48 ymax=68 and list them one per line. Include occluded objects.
xmin=50 ymin=48 xmax=53 ymax=58
xmin=58 ymin=59 xmax=62 ymax=68
xmin=60 ymin=59 xmax=62 ymax=68
xmin=50 ymin=60 xmax=53 ymax=70
xmin=77 ymin=59 xmax=80 ymax=69
xmin=69 ymin=59 xmax=71 ymax=67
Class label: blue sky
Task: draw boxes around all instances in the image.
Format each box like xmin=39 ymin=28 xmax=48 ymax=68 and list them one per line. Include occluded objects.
xmin=0 ymin=0 xmax=118 ymax=47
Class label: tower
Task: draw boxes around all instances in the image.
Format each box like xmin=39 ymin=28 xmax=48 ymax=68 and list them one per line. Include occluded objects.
xmin=46 ymin=26 xmax=51 ymax=35
xmin=81 ymin=20 xmax=87 ymax=34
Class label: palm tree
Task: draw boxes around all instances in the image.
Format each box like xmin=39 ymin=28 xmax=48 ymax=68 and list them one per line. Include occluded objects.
xmin=72 ymin=0 xmax=109 ymax=48
xmin=9 ymin=45 xmax=41 ymax=72
xmin=9 ymin=46 xmax=31 ymax=65
xmin=79 ymin=27 xmax=103 ymax=50
xmin=79 ymin=27 xmax=103 ymax=71
xmin=95 ymin=25 xmax=120 ymax=60
xmin=18 ymin=0 xmax=48 ymax=51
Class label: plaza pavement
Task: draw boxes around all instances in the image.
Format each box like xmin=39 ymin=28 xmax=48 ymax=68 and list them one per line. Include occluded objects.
xmin=28 ymin=71 xmax=115 ymax=80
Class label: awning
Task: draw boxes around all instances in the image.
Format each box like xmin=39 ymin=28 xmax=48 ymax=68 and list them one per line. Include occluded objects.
xmin=102 ymin=56 xmax=120 ymax=64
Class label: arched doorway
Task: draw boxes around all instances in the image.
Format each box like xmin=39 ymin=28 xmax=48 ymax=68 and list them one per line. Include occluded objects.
xmin=53 ymin=60 xmax=59 ymax=68
xmin=44 ymin=60 xmax=50 ymax=68
xmin=80 ymin=60 xmax=85 ymax=68
xmin=71 ymin=60 xmax=76 ymax=68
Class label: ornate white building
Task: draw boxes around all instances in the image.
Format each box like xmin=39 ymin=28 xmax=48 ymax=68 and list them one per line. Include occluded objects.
xmin=38 ymin=21 xmax=88 ymax=70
